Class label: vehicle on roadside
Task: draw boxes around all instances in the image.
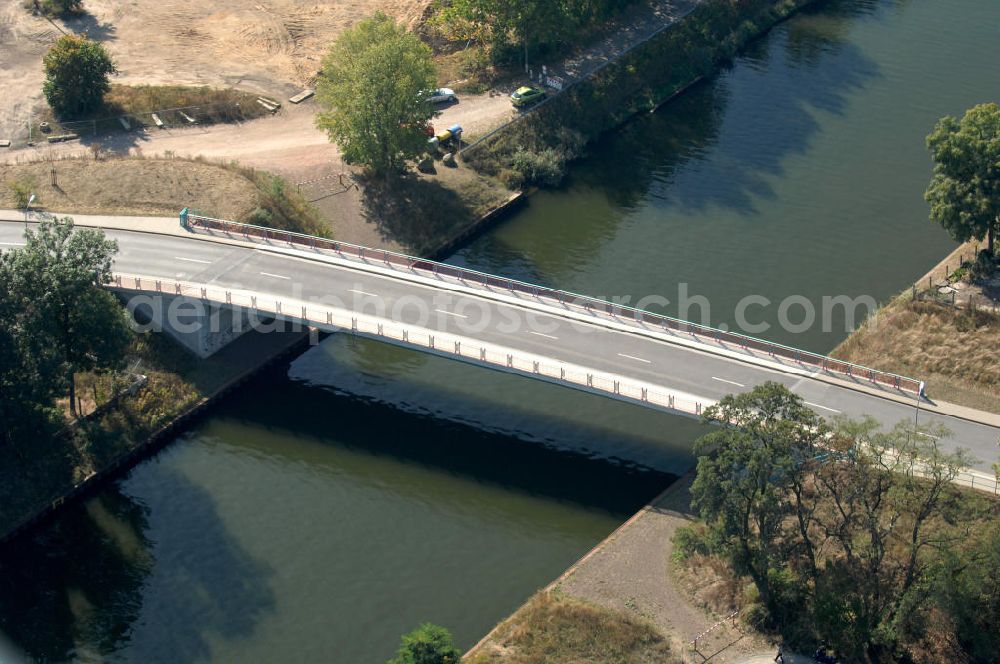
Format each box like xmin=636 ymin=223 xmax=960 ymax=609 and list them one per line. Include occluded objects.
xmin=510 ymin=86 xmax=546 ymax=108
xmin=426 ymin=88 xmax=458 ymax=104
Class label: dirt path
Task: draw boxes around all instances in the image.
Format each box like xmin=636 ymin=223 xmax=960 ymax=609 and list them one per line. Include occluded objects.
xmin=553 ymin=473 xmax=772 ymax=663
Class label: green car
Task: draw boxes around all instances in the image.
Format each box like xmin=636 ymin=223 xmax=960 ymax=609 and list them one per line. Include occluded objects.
xmin=510 ymin=86 xmax=547 ymax=108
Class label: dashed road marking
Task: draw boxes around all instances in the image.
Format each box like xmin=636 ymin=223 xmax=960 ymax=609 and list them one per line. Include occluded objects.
xmin=618 ymin=353 xmax=651 ymax=364
xmin=260 ymin=271 xmax=290 ymax=280
xmin=805 ymin=401 xmax=841 ymax=414
xmin=529 ymin=331 xmax=559 ymax=340
xmin=712 ymin=376 xmax=745 ymax=387
xmin=175 ymin=256 xmax=211 ymax=264
xmin=349 ymin=289 xmax=379 ymax=297
xmin=435 ymin=309 xmax=467 ymax=318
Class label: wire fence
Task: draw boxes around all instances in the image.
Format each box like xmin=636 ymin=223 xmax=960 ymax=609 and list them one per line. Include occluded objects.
xmin=179 ymin=210 xmax=925 ymax=396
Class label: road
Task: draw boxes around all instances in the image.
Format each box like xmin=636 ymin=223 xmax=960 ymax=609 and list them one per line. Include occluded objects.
xmin=1 ymin=222 xmax=997 ymax=470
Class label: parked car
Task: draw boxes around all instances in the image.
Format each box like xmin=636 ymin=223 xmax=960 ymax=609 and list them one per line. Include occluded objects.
xmin=427 ymin=88 xmax=458 ymax=104
xmin=510 ymin=86 xmax=546 ymax=107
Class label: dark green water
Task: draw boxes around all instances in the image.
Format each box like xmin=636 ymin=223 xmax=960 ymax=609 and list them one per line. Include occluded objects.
xmin=3 ymin=0 xmax=1000 ymax=661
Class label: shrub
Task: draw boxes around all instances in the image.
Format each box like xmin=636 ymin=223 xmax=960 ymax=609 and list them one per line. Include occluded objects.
xmin=387 ymin=623 xmax=460 ymax=664
xmin=511 ymin=148 xmax=566 ymax=187
xmin=7 ymin=176 xmax=38 ymax=209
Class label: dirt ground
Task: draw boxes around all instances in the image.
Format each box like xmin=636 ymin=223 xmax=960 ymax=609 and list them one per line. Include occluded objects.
xmin=0 ymin=0 xmax=434 ymax=142
xmin=0 ymin=157 xmax=258 ymax=219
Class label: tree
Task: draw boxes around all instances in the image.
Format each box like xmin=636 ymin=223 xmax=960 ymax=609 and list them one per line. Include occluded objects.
xmin=315 ymin=13 xmax=436 ymax=176
xmin=691 ymin=382 xmax=826 ymax=621
xmin=42 ymin=34 xmax=117 ymax=118
xmin=925 ymin=103 xmax=1000 ymax=256
xmin=387 ymin=623 xmax=460 ymax=664
xmin=36 ymin=0 xmax=84 ymax=17
xmin=10 ymin=218 xmax=131 ymax=416
xmin=0 ymin=252 xmax=62 ymax=453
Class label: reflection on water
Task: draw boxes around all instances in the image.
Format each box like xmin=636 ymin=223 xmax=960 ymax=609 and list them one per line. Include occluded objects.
xmin=454 ymin=0 xmax=999 ymax=352
xmin=0 ymin=337 xmax=678 ymax=663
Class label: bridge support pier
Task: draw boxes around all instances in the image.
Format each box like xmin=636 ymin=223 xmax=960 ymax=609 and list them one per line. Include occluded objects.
xmin=123 ymin=293 xmax=255 ymax=358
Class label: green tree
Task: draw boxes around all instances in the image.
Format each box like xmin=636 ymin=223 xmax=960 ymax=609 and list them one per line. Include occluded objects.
xmin=10 ymin=218 xmax=131 ymax=416
xmin=0 ymin=252 xmax=61 ymax=453
xmin=387 ymin=623 xmax=460 ymax=664
xmin=315 ymin=13 xmax=436 ymax=176
xmin=36 ymin=0 xmax=84 ymax=17
xmin=691 ymin=382 xmax=826 ymax=621
xmin=925 ymin=102 xmax=1000 ymax=255
xmin=42 ymin=34 xmax=117 ymax=118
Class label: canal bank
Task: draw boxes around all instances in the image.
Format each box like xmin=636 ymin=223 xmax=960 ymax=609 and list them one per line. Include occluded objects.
xmin=0 ymin=327 xmax=311 ymax=546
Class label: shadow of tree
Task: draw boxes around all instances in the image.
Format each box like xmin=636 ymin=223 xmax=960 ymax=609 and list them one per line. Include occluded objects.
xmin=358 ymin=173 xmax=479 ymax=255
xmin=63 ymin=9 xmax=117 ymax=42
xmin=0 ymin=466 xmax=276 ymax=663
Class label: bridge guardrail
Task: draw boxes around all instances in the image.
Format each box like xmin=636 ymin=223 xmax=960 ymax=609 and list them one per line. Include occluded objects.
xmin=109 ymin=271 xmax=712 ymax=419
xmin=110 ymin=271 xmax=998 ymax=496
xmin=178 ymin=209 xmax=924 ymax=396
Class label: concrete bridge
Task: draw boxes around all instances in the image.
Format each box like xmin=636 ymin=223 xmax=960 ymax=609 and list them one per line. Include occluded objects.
xmin=1 ymin=211 xmax=998 ymax=481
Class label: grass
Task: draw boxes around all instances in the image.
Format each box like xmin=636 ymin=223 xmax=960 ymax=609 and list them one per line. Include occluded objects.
xmin=1 ymin=154 xmax=330 ymax=237
xmin=0 ymin=321 xmax=307 ymax=541
xmin=832 ymin=295 xmax=1000 ymax=414
xmin=35 ymin=84 xmax=270 ymax=138
xmin=466 ymin=592 xmax=678 ymax=664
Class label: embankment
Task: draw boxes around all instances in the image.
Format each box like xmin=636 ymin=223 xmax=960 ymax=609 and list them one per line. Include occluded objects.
xmin=0 ymin=326 xmax=311 ymax=545
xmin=460 ymin=0 xmax=820 ymax=189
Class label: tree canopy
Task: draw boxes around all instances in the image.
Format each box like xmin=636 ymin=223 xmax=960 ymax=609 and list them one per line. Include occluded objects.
xmin=0 ymin=218 xmax=131 ymax=435
xmin=315 ymin=13 xmax=436 ymax=175
xmin=925 ymin=102 xmax=1000 ymax=255
xmin=42 ymin=34 xmax=117 ymax=118
xmin=387 ymin=623 xmax=460 ymax=664
xmin=690 ymin=382 xmax=983 ymax=661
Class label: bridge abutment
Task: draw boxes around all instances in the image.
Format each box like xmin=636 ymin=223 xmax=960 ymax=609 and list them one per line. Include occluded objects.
xmin=123 ymin=293 xmax=255 ymax=358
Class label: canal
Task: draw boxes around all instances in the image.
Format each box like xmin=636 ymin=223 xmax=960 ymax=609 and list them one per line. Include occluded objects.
xmin=2 ymin=0 xmax=999 ymax=661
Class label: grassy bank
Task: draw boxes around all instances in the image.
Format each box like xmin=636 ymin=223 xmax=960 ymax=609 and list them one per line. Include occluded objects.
xmin=0 ymin=325 xmax=308 ymax=542
xmin=2 ymin=155 xmax=329 ymax=237
xmin=833 ymin=293 xmax=1000 ymax=414
xmin=833 ymin=239 xmax=1000 ymax=415
xmin=36 ymin=84 xmax=270 ymax=138
xmin=462 ymin=0 xmax=816 ymax=188
xmin=465 ymin=592 xmax=678 ymax=663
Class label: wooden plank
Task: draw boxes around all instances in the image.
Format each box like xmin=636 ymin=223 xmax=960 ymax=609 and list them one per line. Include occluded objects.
xmin=256 ymin=99 xmax=277 ymax=113
xmin=179 ymin=111 xmax=196 ymax=124
xmin=289 ymin=89 xmax=315 ymax=104
xmin=151 ymin=113 xmax=164 ymax=128
xmin=47 ymin=133 xmax=79 ymax=143
xmin=258 ymin=96 xmax=281 ymax=108
xmin=119 ymin=116 xmax=131 ymax=130
xmin=0 ymin=140 xmax=10 ymax=148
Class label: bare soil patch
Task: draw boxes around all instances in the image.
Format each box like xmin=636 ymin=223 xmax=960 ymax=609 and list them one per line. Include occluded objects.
xmin=0 ymin=156 xmax=258 ymax=219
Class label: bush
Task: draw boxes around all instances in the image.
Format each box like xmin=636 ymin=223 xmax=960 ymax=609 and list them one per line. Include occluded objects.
xmin=511 ymin=148 xmax=566 ymax=187
xmin=672 ymin=523 xmax=712 ymax=561
xmin=388 ymin=623 xmax=460 ymax=664
xmin=7 ymin=176 xmax=38 ymax=209
xmin=497 ymin=168 xmax=524 ymax=190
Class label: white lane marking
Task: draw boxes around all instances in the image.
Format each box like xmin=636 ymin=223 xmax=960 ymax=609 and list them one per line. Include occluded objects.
xmin=529 ymin=331 xmax=559 ymax=340
xmin=915 ymin=431 xmax=939 ymax=439
xmin=805 ymin=401 xmax=841 ymax=414
xmin=349 ymin=289 xmax=379 ymax=297
xmin=617 ymin=353 xmax=651 ymax=364
xmin=0 ymin=242 xmax=24 ymax=246
xmin=174 ymin=256 xmax=211 ymax=264
xmin=435 ymin=308 xmax=467 ymax=318
xmin=260 ymin=271 xmax=290 ymax=280
xmin=712 ymin=376 xmax=745 ymax=387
